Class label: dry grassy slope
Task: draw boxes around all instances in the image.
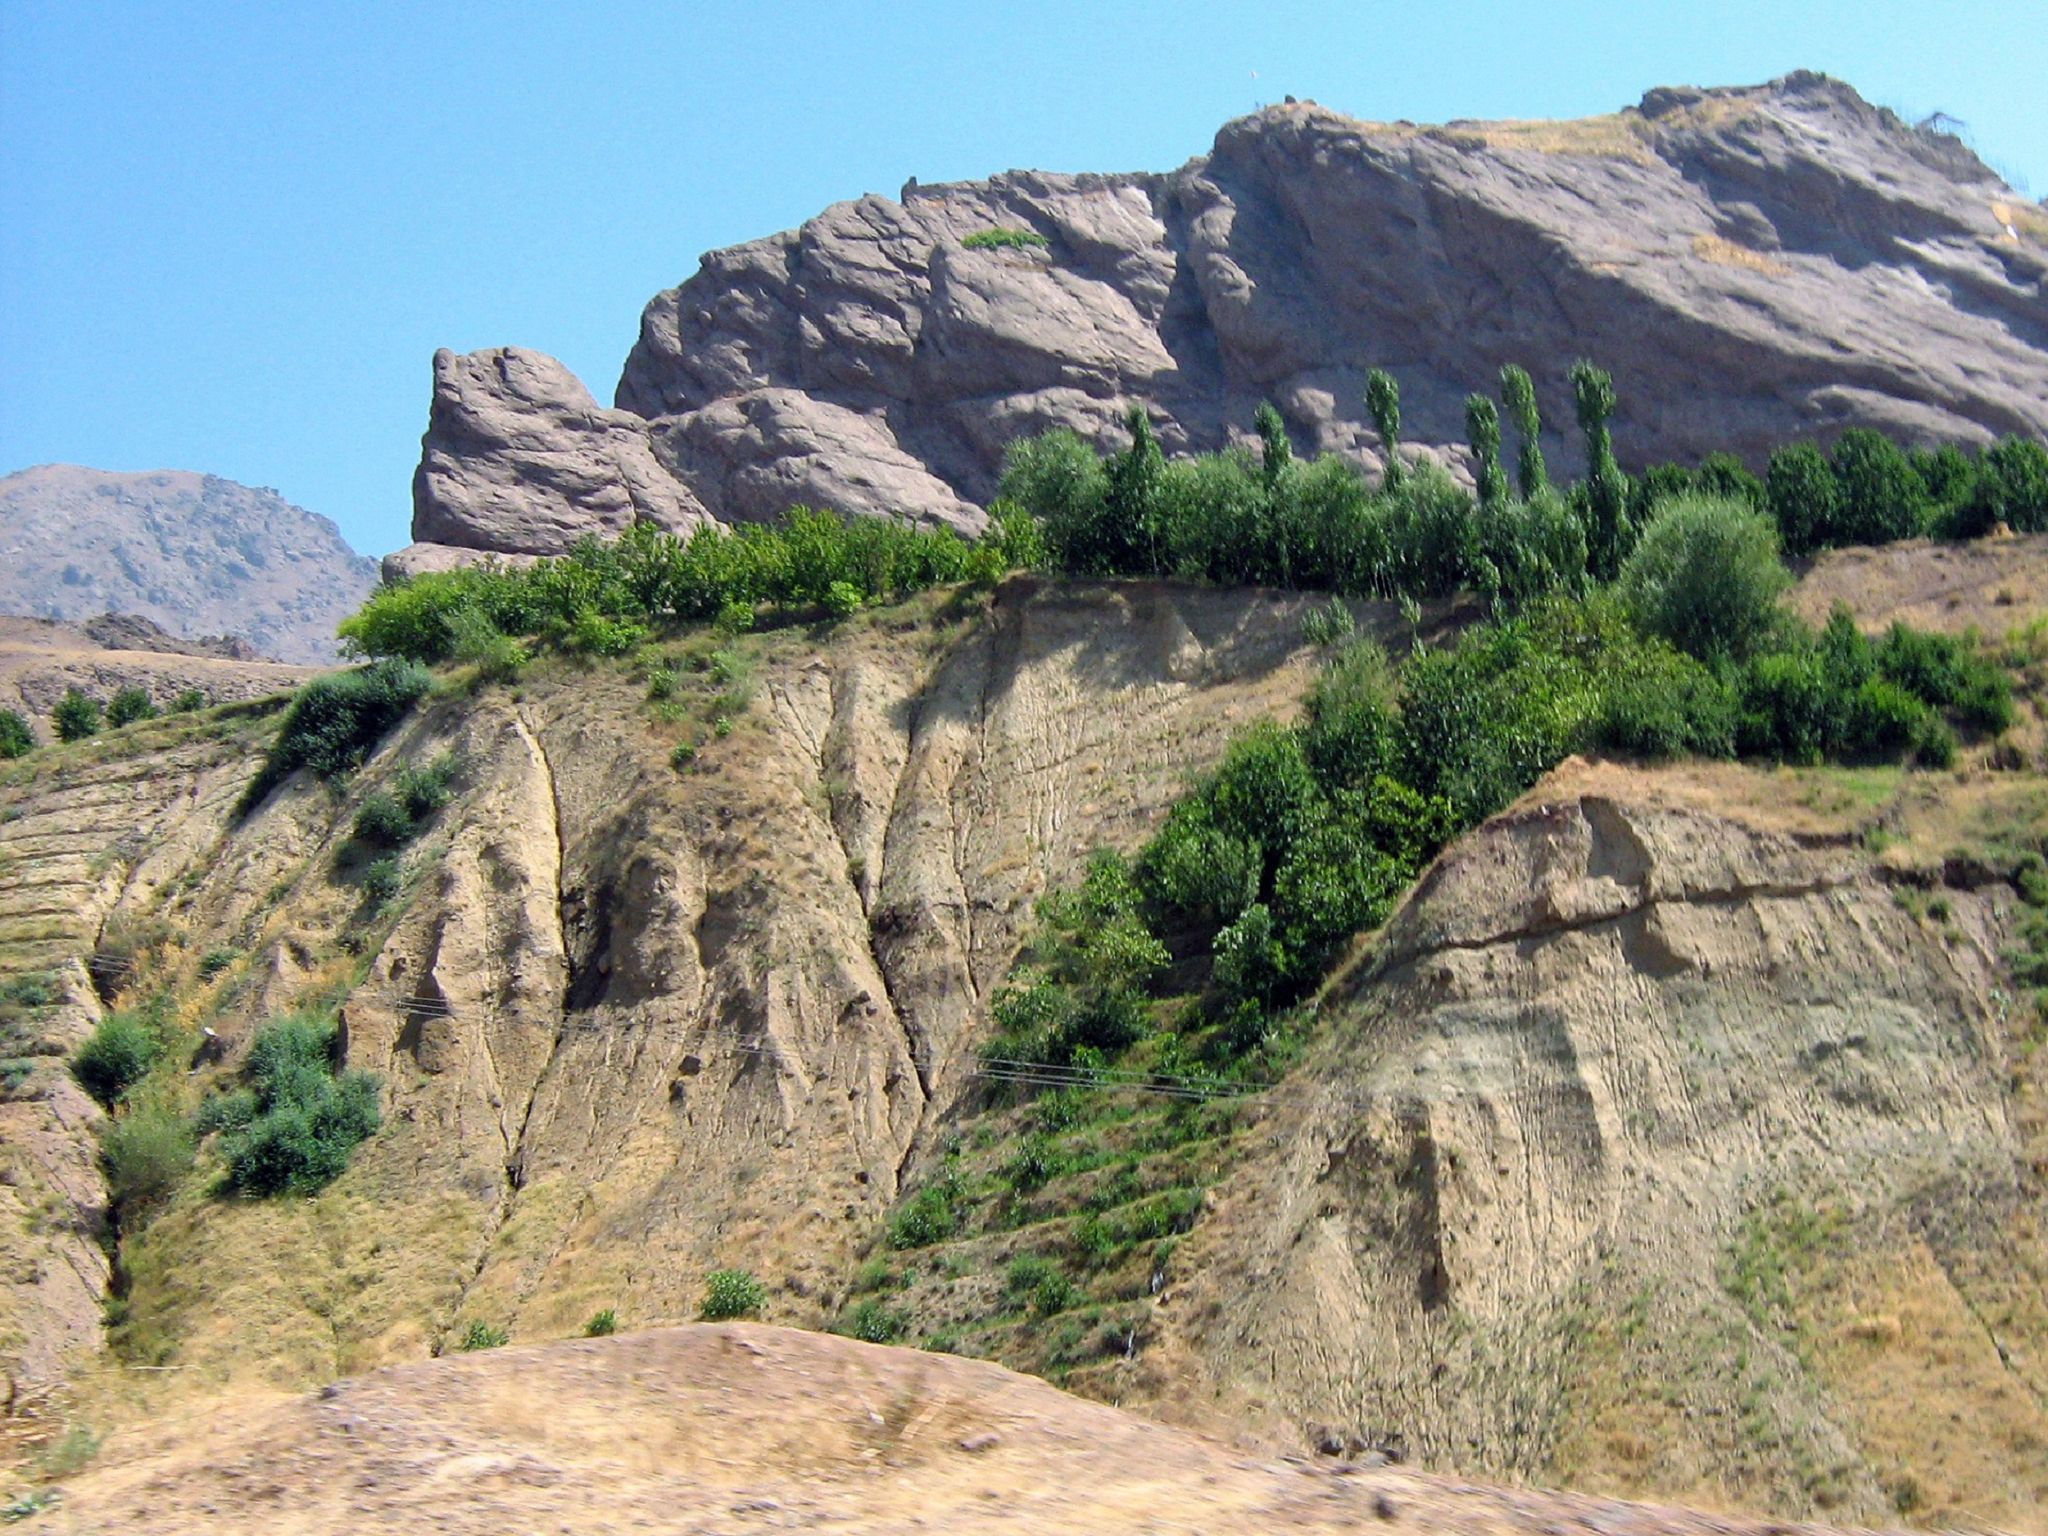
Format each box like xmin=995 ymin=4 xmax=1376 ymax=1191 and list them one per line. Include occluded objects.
xmin=1157 ymin=778 xmax=2048 ymax=1530
xmin=0 ymin=706 xmax=282 ymax=1414
xmin=48 ymin=1322 xmax=1888 ymax=1536
xmin=0 ymin=614 xmax=318 ymax=732
xmin=42 ymin=578 xmax=1358 ymax=1415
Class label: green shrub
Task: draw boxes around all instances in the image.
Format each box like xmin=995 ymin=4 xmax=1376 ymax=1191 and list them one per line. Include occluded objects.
xmin=700 ymin=1268 xmax=767 ymax=1320
xmin=1765 ymin=441 xmax=1839 ymax=555
xmin=961 ymin=226 xmax=1048 ymax=251
xmin=842 ymin=1297 xmax=907 ymax=1343
xmin=197 ymin=947 xmax=239 ymax=980
xmin=394 ymin=754 xmax=460 ymax=820
xmin=456 ymin=1319 xmax=509 ymax=1351
xmin=999 ymin=1133 xmax=1065 ymax=1194
xmin=99 ymin=1107 xmax=194 ymax=1222
xmin=444 ymin=605 xmax=528 ymax=682
xmin=670 ymin=740 xmax=697 ymax=772
xmin=170 ymin=688 xmax=208 ymax=713
xmin=584 ymin=1308 xmax=618 ymax=1337
xmin=1958 ymin=435 xmax=2048 ymax=535
xmin=1596 ymin=643 xmax=1739 ymax=760
xmin=72 ymin=1012 xmax=161 ymax=1107
xmin=1300 ymin=598 xmax=1355 ymax=649
xmin=361 ymin=855 xmax=403 ymax=907
xmin=351 ymin=792 xmax=415 ymax=848
xmin=1830 ymin=429 xmax=1928 ymax=545
xmin=243 ymin=659 xmax=431 ymax=809
xmin=888 ymin=1181 xmax=962 ymax=1249
xmin=1004 ymin=1255 xmax=1080 ymax=1316
xmin=106 ymin=686 xmax=157 ymax=727
xmin=217 ymin=1013 xmax=382 ymax=1197
xmin=1873 ymin=624 xmax=2014 ymax=733
xmin=0 ymin=708 xmax=33 ymax=758
xmin=52 ymin=688 xmax=103 ymax=742
xmin=822 ymin=579 xmax=864 ymax=620
xmin=1618 ymin=494 xmax=1790 ymax=663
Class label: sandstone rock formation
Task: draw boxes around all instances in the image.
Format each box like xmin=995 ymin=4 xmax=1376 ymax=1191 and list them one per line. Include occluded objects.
xmin=406 ymin=72 xmax=2048 ymax=562
xmin=392 ymin=347 xmax=716 ymax=581
xmin=0 ymin=466 xmax=376 ymax=664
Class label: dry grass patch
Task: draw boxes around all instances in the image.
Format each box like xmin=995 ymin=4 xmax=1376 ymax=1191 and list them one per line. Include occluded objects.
xmin=1692 ymin=233 xmax=1790 ymax=275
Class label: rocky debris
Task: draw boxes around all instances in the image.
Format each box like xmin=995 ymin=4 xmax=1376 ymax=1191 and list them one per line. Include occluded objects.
xmin=0 ymin=465 xmax=376 ymax=665
xmin=411 ymin=73 xmax=2048 ymax=562
xmin=392 ymin=346 xmax=717 ymax=580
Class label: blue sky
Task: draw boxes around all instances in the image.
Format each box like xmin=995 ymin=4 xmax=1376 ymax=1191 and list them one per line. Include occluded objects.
xmin=3 ymin=1 xmax=2043 ymax=559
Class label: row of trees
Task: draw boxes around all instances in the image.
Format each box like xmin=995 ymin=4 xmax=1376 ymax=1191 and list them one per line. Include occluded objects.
xmin=999 ymin=364 xmax=2048 ymax=610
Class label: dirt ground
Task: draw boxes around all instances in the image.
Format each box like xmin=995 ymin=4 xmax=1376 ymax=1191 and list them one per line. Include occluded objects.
xmin=29 ymin=1323 xmax=1911 ymax=1535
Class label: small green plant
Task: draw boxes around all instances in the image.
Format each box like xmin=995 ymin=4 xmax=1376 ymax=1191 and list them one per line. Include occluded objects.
xmin=456 ymin=1319 xmax=509 ymax=1351
xmin=1004 ymin=1254 xmax=1081 ymax=1317
xmin=0 ymin=708 xmax=34 ymax=758
xmin=842 ymin=1297 xmax=907 ymax=1343
xmin=961 ymin=226 xmax=1048 ymax=251
xmin=3 ymin=1488 xmax=58 ymax=1521
xmin=670 ymin=740 xmax=697 ymax=772
xmin=71 ymin=1012 xmax=161 ymax=1108
xmin=700 ymin=1267 xmax=767 ymax=1320
xmin=361 ymin=855 xmax=403 ymax=907
xmin=822 ymin=580 xmax=864 ymax=620
xmin=51 ymin=689 xmax=103 ymax=743
xmin=887 ymin=1180 xmax=961 ymax=1249
xmin=446 ymin=605 xmax=528 ymax=682
xmin=34 ymin=1423 xmax=101 ymax=1478
xmin=584 ymin=1308 xmax=618 ymax=1337
xmin=645 ymin=664 xmax=679 ymax=701
xmin=352 ymin=791 xmax=415 ymax=848
xmin=99 ymin=1107 xmax=195 ymax=1224
xmin=197 ymin=947 xmax=239 ymax=980
xmin=105 ymin=686 xmax=156 ymax=727
xmin=170 ymin=687 xmax=207 ymax=713
xmin=1300 ymin=598 xmax=1356 ymax=649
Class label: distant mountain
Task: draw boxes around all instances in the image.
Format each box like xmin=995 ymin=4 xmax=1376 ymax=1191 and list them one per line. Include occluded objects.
xmin=0 ymin=464 xmax=377 ymax=664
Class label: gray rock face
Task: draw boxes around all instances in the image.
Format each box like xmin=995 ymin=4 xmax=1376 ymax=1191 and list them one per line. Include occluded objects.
xmin=0 ymin=465 xmax=376 ymax=664
xmin=411 ymin=73 xmax=2048 ymax=559
xmin=394 ymin=347 xmax=715 ymax=579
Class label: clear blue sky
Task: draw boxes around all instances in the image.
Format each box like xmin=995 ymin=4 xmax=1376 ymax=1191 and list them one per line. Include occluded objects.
xmin=4 ymin=1 xmax=2043 ymax=559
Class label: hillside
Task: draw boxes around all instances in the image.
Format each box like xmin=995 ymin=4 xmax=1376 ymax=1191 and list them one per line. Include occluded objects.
xmin=2 ymin=539 xmax=2046 ymax=1529
xmin=0 ymin=465 xmax=376 ymax=664
xmin=44 ymin=1322 xmax=1891 ymax=1536
xmin=392 ymin=72 xmax=2048 ymax=574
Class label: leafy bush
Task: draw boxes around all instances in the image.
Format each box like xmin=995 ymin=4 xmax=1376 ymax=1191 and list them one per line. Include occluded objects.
xmin=1300 ymin=598 xmax=1355 ymax=649
xmin=0 ymin=708 xmax=33 ymax=758
xmin=584 ymin=1308 xmax=618 ymax=1337
xmin=887 ymin=1180 xmax=963 ymax=1249
xmin=394 ymin=753 xmax=460 ymax=820
xmin=99 ymin=1107 xmax=194 ymax=1222
xmin=1830 ymin=429 xmax=1928 ymax=545
xmin=361 ymin=856 xmax=403 ymax=907
xmin=1958 ymin=435 xmax=2048 ymax=535
xmin=52 ymin=688 xmax=103 ymax=742
xmin=1617 ymin=494 xmax=1790 ymax=663
xmin=106 ymin=686 xmax=156 ymax=727
xmin=1765 ymin=441 xmax=1839 ymax=555
xmin=171 ymin=688 xmax=208 ymax=713
xmin=961 ymin=226 xmax=1048 ymax=251
xmin=215 ymin=1013 xmax=382 ymax=1197
xmin=1596 ymin=643 xmax=1738 ymax=759
xmin=1004 ymin=1255 xmax=1080 ymax=1316
xmin=242 ymin=659 xmax=431 ymax=810
xmin=352 ymin=791 xmax=415 ymax=848
xmin=842 ymin=1297 xmax=907 ymax=1343
xmin=72 ymin=1011 xmax=162 ymax=1107
xmin=446 ymin=605 xmax=528 ymax=681
xmin=456 ymin=1319 xmax=509 ymax=1351
xmin=700 ymin=1268 xmax=767 ymax=1320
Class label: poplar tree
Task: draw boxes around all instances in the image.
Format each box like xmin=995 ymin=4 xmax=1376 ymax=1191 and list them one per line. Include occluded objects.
xmin=1365 ymin=370 xmax=1404 ymax=494
xmin=1499 ymin=364 xmax=1547 ymax=499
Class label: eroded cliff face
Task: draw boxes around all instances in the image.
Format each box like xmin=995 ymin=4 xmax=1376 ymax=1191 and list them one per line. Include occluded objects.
xmin=1162 ymin=785 xmax=2047 ymax=1529
xmin=397 ymin=72 xmax=2048 ymax=573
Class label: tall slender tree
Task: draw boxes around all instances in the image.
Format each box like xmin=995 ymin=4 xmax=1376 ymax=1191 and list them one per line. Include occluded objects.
xmin=1365 ymin=369 xmax=1404 ymax=494
xmin=1106 ymin=404 xmax=1167 ymax=575
xmin=1254 ymin=401 xmax=1295 ymax=587
xmin=1465 ymin=394 xmax=1507 ymax=511
xmin=1571 ymin=359 xmax=1630 ymax=578
xmin=1499 ymin=364 xmax=1547 ymax=499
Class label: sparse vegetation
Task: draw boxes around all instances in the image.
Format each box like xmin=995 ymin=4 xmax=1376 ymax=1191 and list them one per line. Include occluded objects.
xmin=71 ymin=1010 xmax=163 ymax=1108
xmin=456 ymin=1319 xmax=509 ymax=1351
xmin=206 ymin=1012 xmax=382 ymax=1197
xmin=700 ymin=1268 xmax=767 ymax=1320
xmin=51 ymin=688 xmax=103 ymax=742
xmin=241 ymin=659 xmax=431 ymax=810
xmin=961 ymin=226 xmax=1049 ymax=251
xmin=105 ymin=686 xmax=157 ymax=727
xmin=584 ymin=1308 xmax=618 ymax=1337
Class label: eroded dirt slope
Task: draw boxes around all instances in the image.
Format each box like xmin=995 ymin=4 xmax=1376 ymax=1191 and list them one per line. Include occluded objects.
xmin=49 ymin=1322 xmax=1891 ymax=1536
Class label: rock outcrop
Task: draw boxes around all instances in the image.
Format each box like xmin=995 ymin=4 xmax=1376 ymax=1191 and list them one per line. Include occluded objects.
xmin=0 ymin=466 xmax=376 ymax=665
xmin=391 ymin=347 xmax=716 ymax=581
xmin=407 ymin=72 xmax=2048 ymax=562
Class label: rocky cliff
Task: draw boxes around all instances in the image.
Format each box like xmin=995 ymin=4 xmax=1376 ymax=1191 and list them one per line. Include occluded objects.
xmin=0 ymin=465 xmax=376 ymax=665
xmin=397 ymin=73 xmax=2048 ymax=573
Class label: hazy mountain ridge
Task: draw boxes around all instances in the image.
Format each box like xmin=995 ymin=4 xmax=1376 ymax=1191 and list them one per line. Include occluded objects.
xmin=0 ymin=464 xmax=376 ymax=664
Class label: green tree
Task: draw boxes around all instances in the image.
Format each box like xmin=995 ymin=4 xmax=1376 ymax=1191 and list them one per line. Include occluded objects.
xmin=52 ymin=688 xmax=103 ymax=742
xmin=1571 ymin=360 xmax=1630 ymax=578
xmin=1254 ymin=401 xmax=1296 ymax=586
xmin=1617 ymin=493 xmax=1791 ymax=664
xmin=1765 ymin=441 xmax=1839 ymax=555
xmin=1829 ymin=428 xmax=1927 ymax=545
xmin=1960 ymin=435 xmax=2048 ymax=536
xmin=0 ymin=708 xmax=33 ymax=759
xmin=1365 ymin=369 xmax=1404 ymax=494
xmin=1105 ymin=405 xmax=1168 ymax=575
xmin=1499 ymin=364 xmax=1548 ymax=499
xmin=106 ymin=686 xmax=156 ymax=727
xmin=1465 ymin=394 xmax=1508 ymax=511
